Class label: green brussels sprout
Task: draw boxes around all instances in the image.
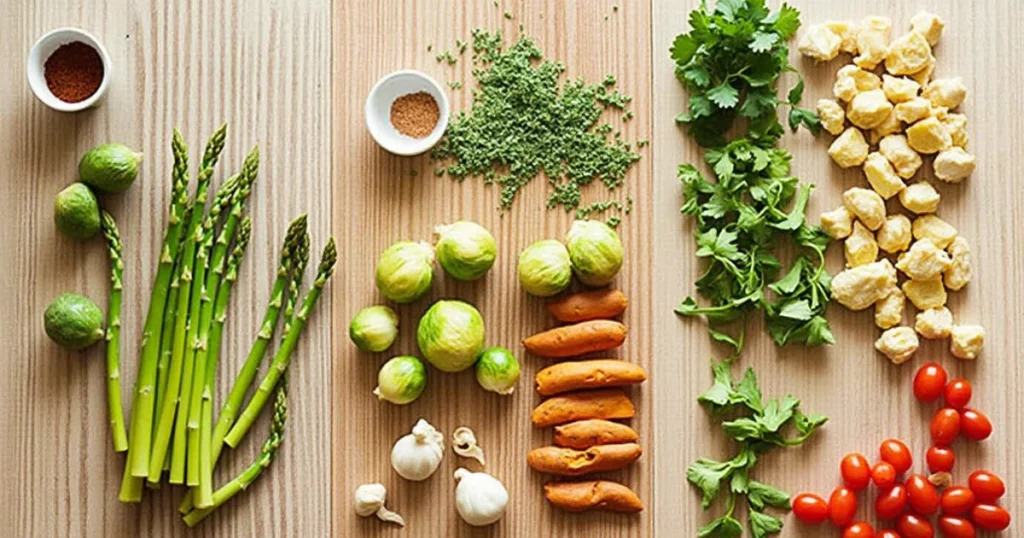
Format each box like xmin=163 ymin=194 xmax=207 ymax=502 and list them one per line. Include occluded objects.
xmin=375 ymin=241 xmax=435 ymax=303
xmin=374 ymin=356 xmax=427 ymax=405
xmin=565 ymin=220 xmax=624 ymax=287
xmin=44 ymin=292 xmax=105 ymax=350
xmin=433 ymin=220 xmax=497 ymax=281
xmin=416 ymin=300 xmax=485 ymax=373
xmin=517 ymin=239 xmax=572 ymax=297
xmin=475 ymin=346 xmax=520 ymax=395
xmin=349 ymin=305 xmax=399 ymax=352
xmin=54 ymin=183 xmax=101 ymax=240
xmin=78 ymin=143 xmax=143 ymax=194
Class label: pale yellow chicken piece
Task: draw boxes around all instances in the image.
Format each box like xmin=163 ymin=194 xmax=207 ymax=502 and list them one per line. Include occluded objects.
xmin=833 ymin=65 xmax=882 ymax=102
xmin=922 ymin=77 xmax=967 ymax=110
xmin=826 ymin=21 xmax=859 ymax=54
xmin=950 ymin=325 xmax=985 ymax=360
xmin=902 ymin=278 xmax=947 ymax=310
xmin=944 ymin=236 xmax=971 ymax=291
xmin=817 ymin=99 xmax=846 ymax=136
xmin=906 ymin=117 xmax=952 ymax=154
xmin=832 ymin=259 xmax=897 ymax=311
xmin=879 ymin=134 xmax=923 ymax=179
xmin=910 ymin=11 xmax=945 ymax=46
xmin=909 ymin=55 xmax=937 ymax=86
xmin=896 ymin=239 xmax=952 ymax=281
xmin=875 ymin=289 xmax=905 ymax=329
xmin=799 ymin=24 xmax=843 ymax=61
xmin=829 ymin=128 xmax=870 ymax=168
xmin=848 ymin=89 xmax=894 ymax=129
xmin=820 ymin=206 xmax=854 ymax=240
xmin=882 ymin=75 xmax=921 ymax=103
xmin=875 ymin=326 xmax=920 ymax=364
xmin=942 ymin=113 xmax=968 ymax=148
xmin=933 ymin=147 xmax=976 ymax=183
xmin=913 ymin=214 xmax=958 ymax=249
xmin=846 ymin=221 xmax=879 ymax=267
xmin=843 ymin=187 xmax=886 ymax=230
xmin=854 ymin=16 xmax=892 ymax=69
xmin=894 ymin=97 xmax=932 ymax=124
xmin=877 ymin=215 xmax=913 ymax=254
xmin=885 ymin=31 xmax=933 ymax=75
xmin=899 ymin=181 xmax=941 ymax=214
xmin=915 ymin=307 xmax=953 ymax=339
xmin=869 ymin=111 xmax=903 ymax=146
xmin=863 ymin=152 xmax=905 ymax=199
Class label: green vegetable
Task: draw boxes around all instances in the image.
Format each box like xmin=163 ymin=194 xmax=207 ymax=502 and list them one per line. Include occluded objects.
xmin=43 ymin=292 xmax=104 ymax=351
xmin=475 ymin=346 xmax=520 ymax=395
xmin=78 ymin=143 xmax=143 ymax=193
xmin=433 ymin=220 xmax=496 ymax=281
xmin=689 ymin=361 xmax=827 ymax=538
xmin=100 ymin=211 xmax=127 ymax=452
xmin=416 ymin=299 xmax=486 ymax=373
xmin=517 ymin=239 xmax=572 ymax=297
xmin=349 ymin=305 xmax=400 ymax=353
xmin=374 ymin=355 xmax=427 ymax=405
xmin=669 ymin=0 xmax=819 ymax=148
xmin=375 ymin=240 xmax=435 ymax=303
xmin=53 ymin=183 xmax=100 ymax=239
xmin=431 ymin=29 xmax=640 ymax=211
xmin=565 ymin=219 xmax=624 ymax=287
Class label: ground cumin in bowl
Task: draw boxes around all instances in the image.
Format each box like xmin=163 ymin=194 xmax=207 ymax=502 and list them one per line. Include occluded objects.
xmin=390 ymin=92 xmax=440 ymax=139
xmin=365 ymin=70 xmax=449 ymax=156
xmin=27 ymin=27 xmax=112 ymax=112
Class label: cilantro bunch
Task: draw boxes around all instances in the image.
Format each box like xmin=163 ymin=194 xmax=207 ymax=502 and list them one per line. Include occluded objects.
xmin=670 ymin=0 xmax=820 ymax=147
xmin=689 ymin=362 xmax=827 ymax=538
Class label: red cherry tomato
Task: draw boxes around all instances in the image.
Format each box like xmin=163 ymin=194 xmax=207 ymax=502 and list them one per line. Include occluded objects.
xmin=930 ymin=408 xmax=961 ymax=445
xmin=926 ymin=446 xmax=955 ymax=473
xmin=897 ymin=513 xmax=935 ymax=538
xmin=792 ymin=492 xmax=829 ymax=524
xmin=906 ymin=474 xmax=940 ymax=516
xmin=940 ymin=486 xmax=976 ymax=516
xmin=844 ymin=521 xmax=876 ymax=538
xmin=829 ymin=486 xmax=858 ymax=527
xmin=842 ymin=453 xmax=872 ymax=491
xmin=967 ymin=470 xmax=1006 ymax=502
xmin=880 ymin=439 xmax=913 ymax=475
xmin=877 ymin=531 xmax=902 ymax=538
xmin=944 ymin=378 xmax=972 ymax=409
xmin=970 ymin=504 xmax=1011 ymax=531
xmin=872 ymin=461 xmax=898 ymax=490
xmin=959 ymin=409 xmax=992 ymax=441
xmin=913 ymin=362 xmax=948 ymax=402
xmin=938 ymin=516 xmax=976 ymax=538
xmin=876 ymin=485 xmax=909 ymax=520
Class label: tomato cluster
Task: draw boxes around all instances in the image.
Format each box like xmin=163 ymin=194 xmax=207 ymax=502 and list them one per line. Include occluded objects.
xmin=790 ymin=364 xmax=1012 ymax=537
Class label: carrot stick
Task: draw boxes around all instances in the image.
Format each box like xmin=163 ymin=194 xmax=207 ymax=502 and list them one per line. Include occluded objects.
xmin=522 ymin=320 xmax=627 ymax=358
xmin=531 ymin=389 xmax=635 ymax=428
xmin=535 ymin=359 xmax=647 ymax=396
xmin=553 ymin=419 xmax=639 ymax=449
xmin=546 ymin=289 xmax=628 ymax=322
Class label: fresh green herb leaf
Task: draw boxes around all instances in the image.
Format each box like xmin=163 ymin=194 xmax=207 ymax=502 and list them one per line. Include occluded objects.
xmin=699 ymin=515 xmax=744 ymax=538
xmin=747 ymin=481 xmax=791 ymax=510
xmin=688 ymin=458 xmax=736 ymax=509
xmin=748 ymin=509 xmax=784 ymax=538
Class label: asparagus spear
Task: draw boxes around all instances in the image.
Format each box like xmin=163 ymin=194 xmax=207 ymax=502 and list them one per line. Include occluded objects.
xmin=154 ymin=202 xmax=192 ymax=433
xmin=183 ymin=373 xmax=289 ymax=527
xmin=100 ymin=211 xmax=128 ymax=453
xmin=225 ymin=237 xmax=337 ymax=447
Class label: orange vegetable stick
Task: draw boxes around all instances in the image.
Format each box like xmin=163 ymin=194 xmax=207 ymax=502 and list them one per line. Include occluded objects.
xmin=545 ymin=289 xmax=628 ymax=322
xmin=527 ymin=443 xmax=642 ymax=476
xmin=522 ymin=320 xmax=628 ymax=358
xmin=544 ymin=480 xmax=645 ymax=513
xmin=553 ymin=419 xmax=639 ymax=449
xmin=535 ymin=359 xmax=647 ymax=396
xmin=531 ymin=389 xmax=635 ymax=428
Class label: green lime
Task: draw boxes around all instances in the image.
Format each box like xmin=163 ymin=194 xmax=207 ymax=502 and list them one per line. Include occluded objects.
xmin=54 ymin=183 xmax=100 ymax=239
xmin=44 ymin=293 xmax=105 ymax=350
xmin=78 ymin=143 xmax=142 ymax=193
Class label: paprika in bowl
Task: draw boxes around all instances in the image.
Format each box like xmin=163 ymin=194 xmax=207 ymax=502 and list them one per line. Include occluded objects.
xmin=28 ymin=27 xmax=111 ymax=112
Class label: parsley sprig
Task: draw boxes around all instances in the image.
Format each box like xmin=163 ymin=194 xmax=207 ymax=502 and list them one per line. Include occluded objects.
xmin=690 ymin=362 xmax=827 ymax=538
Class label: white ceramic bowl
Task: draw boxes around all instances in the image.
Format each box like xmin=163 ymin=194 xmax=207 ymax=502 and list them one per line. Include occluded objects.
xmin=365 ymin=70 xmax=449 ymax=156
xmin=27 ymin=27 xmax=112 ymax=112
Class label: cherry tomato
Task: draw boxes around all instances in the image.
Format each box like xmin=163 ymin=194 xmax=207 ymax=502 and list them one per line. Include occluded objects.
xmin=829 ymin=486 xmax=858 ymax=528
xmin=967 ymin=470 xmax=1006 ymax=502
xmin=876 ymin=485 xmax=909 ymax=520
xmin=792 ymin=492 xmax=829 ymax=524
xmin=913 ymin=362 xmax=948 ymax=402
xmin=944 ymin=378 xmax=972 ymax=409
xmin=937 ymin=516 xmax=976 ymax=538
xmin=959 ymin=409 xmax=992 ymax=441
xmin=872 ymin=461 xmax=898 ymax=490
xmin=906 ymin=474 xmax=940 ymax=516
xmin=877 ymin=531 xmax=902 ymax=538
xmin=897 ymin=513 xmax=935 ymax=538
xmin=940 ymin=486 xmax=976 ymax=516
xmin=842 ymin=453 xmax=872 ymax=491
xmin=844 ymin=521 xmax=876 ymax=538
xmin=970 ymin=504 xmax=1011 ymax=531
xmin=930 ymin=408 xmax=961 ymax=445
xmin=880 ymin=439 xmax=914 ymax=475
xmin=926 ymin=446 xmax=955 ymax=473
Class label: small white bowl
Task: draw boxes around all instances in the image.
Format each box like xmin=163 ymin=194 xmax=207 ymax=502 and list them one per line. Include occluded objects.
xmin=27 ymin=27 xmax=112 ymax=112
xmin=365 ymin=70 xmax=449 ymax=156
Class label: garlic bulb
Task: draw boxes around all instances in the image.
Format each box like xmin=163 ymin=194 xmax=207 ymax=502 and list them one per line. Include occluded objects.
xmin=452 ymin=426 xmax=486 ymax=465
xmin=453 ymin=468 xmax=508 ymax=526
xmin=391 ymin=418 xmax=445 ymax=481
xmin=354 ymin=483 xmax=405 ymax=526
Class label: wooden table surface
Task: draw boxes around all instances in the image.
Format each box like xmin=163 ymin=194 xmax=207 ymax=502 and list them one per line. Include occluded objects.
xmin=2 ymin=1 xmax=1022 ymax=537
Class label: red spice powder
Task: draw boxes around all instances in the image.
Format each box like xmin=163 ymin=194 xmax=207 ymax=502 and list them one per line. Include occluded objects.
xmin=44 ymin=41 xmax=104 ymax=103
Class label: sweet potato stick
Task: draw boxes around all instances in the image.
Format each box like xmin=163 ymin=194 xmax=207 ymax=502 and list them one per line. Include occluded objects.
xmin=535 ymin=359 xmax=647 ymax=396
xmin=523 ymin=320 xmax=627 ymax=358
xmin=546 ymin=289 xmax=628 ymax=322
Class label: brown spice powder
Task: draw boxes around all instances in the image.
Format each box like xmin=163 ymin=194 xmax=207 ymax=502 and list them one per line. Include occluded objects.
xmin=390 ymin=91 xmax=440 ymax=138
xmin=44 ymin=41 xmax=104 ymax=103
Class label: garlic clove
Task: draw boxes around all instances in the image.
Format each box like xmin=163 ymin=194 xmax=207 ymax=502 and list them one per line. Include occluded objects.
xmin=354 ymin=483 xmax=405 ymax=526
xmin=452 ymin=426 xmax=486 ymax=466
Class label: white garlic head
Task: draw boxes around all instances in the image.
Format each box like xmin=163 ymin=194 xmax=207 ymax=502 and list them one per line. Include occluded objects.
xmin=391 ymin=418 xmax=445 ymax=481
xmin=453 ymin=468 xmax=508 ymax=526
xmin=354 ymin=483 xmax=405 ymax=526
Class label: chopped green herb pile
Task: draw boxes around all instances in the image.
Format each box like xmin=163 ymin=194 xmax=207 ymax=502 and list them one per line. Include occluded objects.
xmin=575 ymin=196 xmax=633 ymax=228
xmin=670 ymin=0 xmax=820 ymax=148
xmin=431 ymin=29 xmax=641 ymax=212
xmin=689 ymin=362 xmax=827 ymax=538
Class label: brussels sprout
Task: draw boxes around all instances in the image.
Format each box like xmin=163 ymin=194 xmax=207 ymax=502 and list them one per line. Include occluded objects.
xmin=517 ymin=240 xmax=572 ymax=297
xmin=78 ymin=143 xmax=142 ymax=194
xmin=375 ymin=241 xmax=435 ymax=303
xmin=416 ymin=300 xmax=485 ymax=373
xmin=475 ymin=347 xmax=520 ymax=395
xmin=434 ymin=221 xmax=497 ymax=281
xmin=54 ymin=183 xmax=101 ymax=240
xmin=374 ymin=356 xmax=427 ymax=405
xmin=44 ymin=292 xmax=105 ymax=350
xmin=565 ymin=220 xmax=624 ymax=287
xmin=349 ymin=305 xmax=399 ymax=352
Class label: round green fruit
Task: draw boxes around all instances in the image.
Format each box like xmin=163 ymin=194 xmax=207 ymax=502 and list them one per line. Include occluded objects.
xmin=78 ymin=143 xmax=143 ymax=193
xmin=44 ymin=293 xmax=105 ymax=350
xmin=53 ymin=183 xmax=100 ymax=240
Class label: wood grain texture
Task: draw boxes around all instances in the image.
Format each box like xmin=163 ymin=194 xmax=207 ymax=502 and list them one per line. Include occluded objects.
xmin=331 ymin=1 xmax=653 ymax=536
xmin=0 ymin=0 xmax=332 ymax=536
xmin=652 ymin=1 xmax=1024 ymax=536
